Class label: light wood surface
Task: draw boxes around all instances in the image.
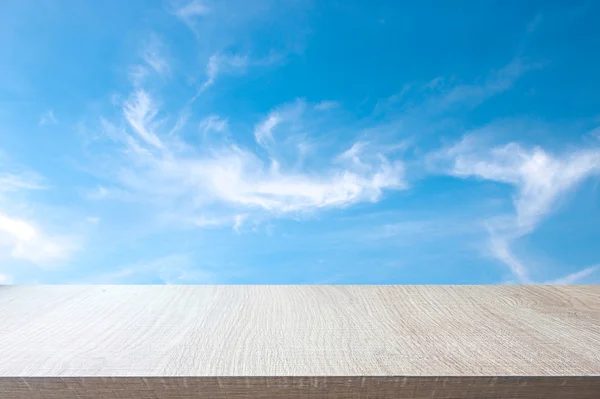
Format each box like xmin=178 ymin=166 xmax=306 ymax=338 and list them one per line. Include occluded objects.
xmin=0 ymin=285 xmax=599 ymax=378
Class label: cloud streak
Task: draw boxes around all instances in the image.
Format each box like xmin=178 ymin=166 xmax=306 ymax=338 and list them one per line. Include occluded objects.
xmin=129 ymin=35 xmax=170 ymax=87
xmin=141 ymin=36 xmax=170 ymax=77
xmin=429 ymin=134 xmax=600 ymax=281
xmin=93 ymin=88 xmax=406 ymax=228
xmin=79 ymin=253 xmax=215 ymax=284
xmin=200 ymin=53 xmax=248 ymax=91
xmin=0 ymin=157 xmax=77 ymax=267
xmin=172 ymin=0 xmax=210 ymax=25
xmin=123 ymin=90 xmax=165 ymax=149
xmin=0 ymin=172 xmax=45 ymax=192
xmin=548 ymin=264 xmax=600 ymax=284
xmin=0 ymin=212 xmax=74 ymax=264
xmin=39 ymin=110 xmax=58 ymax=126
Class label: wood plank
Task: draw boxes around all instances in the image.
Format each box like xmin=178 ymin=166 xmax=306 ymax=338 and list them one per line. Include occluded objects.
xmin=1 ymin=376 xmax=600 ymax=399
xmin=0 ymin=285 xmax=599 ymax=397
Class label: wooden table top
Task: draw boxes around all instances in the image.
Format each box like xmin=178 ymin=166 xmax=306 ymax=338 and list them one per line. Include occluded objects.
xmin=1 ymin=285 xmax=599 ymax=378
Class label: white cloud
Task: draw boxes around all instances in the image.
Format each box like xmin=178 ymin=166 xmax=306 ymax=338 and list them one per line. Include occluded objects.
xmin=84 ymin=185 xmax=135 ymax=202
xmin=429 ymin=135 xmax=600 ymax=281
xmin=433 ymin=58 xmax=535 ymax=111
xmin=191 ymin=213 xmax=247 ymax=233
xmin=172 ymin=0 xmax=210 ymax=23
xmin=199 ymin=115 xmax=228 ymax=136
xmin=129 ymin=35 xmax=170 ymax=87
xmin=93 ymin=90 xmax=406 ymax=224
xmin=0 ymin=212 xmax=74 ymax=264
xmin=0 ymin=273 xmax=12 ymax=284
xmin=127 ymin=143 xmax=404 ymax=213
xmin=0 ymin=172 xmax=45 ymax=192
xmin=233 ymin=214 xmax=247 ymax=233
xmin=254 ymin=113 xmax=281 ymax=148
xmin=192 ymin=215 xmax=233 ymax=228
xmin=488 ymin=232 xmax=531 ymax=283
xmin=0 ymin=156 xmax=74 ymax=265
xmin=83 ymin=253 xmax=215 ymax=284
xmin=196 ymin=51 xmax=289 ymax=97
xmin=123 ymin=89 xmax=165 ymax=149
xmin=314 ymin=101 xmax=340 ymax=111
xmin=141 ymin=36 xmax=170 ymax=77
xmin=38 ymin=110 xmax=58 ymax=126
xmin=129 ymin=65 xmax=150 ymax=87
xmin=254 ymin=100 xmax=305 ymax=149
xmin=376 ymin=58 xmax=534 ymax=118
xmin=201 ymin=53 xmax=248 ymax=91
xmin=547 ymin=264 xmax=600 ymax=284
xmin=85 ymin=185 xmax=109 ymax=200
xmin=431 ymin=136 xmax=600 ymax=231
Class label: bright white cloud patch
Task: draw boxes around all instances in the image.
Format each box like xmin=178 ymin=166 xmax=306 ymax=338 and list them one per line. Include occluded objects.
xmin=431 ymin=136 xmax=600 ymax=231
xmin=429 ymin=135 xmax=600 ymax=281
xmin=2 ymin=0 xmax=599 ymax=286
xmin=0 ymin=158 xmax=76 ymax=266
xmin=0 ymin=273 xmax=12 ymax=284
xmin=0 ymin=212 xmax=73 ymax=264
xmin=94 ymin=87 xmax=406 ymax=224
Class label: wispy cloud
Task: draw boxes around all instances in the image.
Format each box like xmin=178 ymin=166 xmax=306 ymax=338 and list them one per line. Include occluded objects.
xmin=80 ymin=253 xmax=215 ymax=284
xmin=430 ymin=136 xmax=600 ymax=231
xmin=123 ymin=89 xmax=165 ymax=149
xmin=191 ymin=213 xmax=248 ymax=232
xmin=0 ymin=212 xmax=74 ymax=264
xmin=254 ymin=113 xmax=281 ymax=148
xmin=0 ymin=172 xmax=45 ymax=192
xmin=487 ymin=232 xmax=531 ymax=283
xmin=200 ymin=53 xmax=249 ymax=91
xmin=199 ymin=115 xmax=228 ymax=136
xmin=0 ymin=157 xmax=77 ymax=266
xmin=253 ymin=101 xmax=307 ymax=149
xmin=141 ymin=35 xmax=170 ymax=77
xmin=91 ymin=88 xmax=406 ymax=228
xmin=314 ymin=101 xmax=340 ymax=111
xmin=39 ymin=110 xmax=58 ymax=126
xmin=376 ymin=58 xmax=535 ymax=118
xmin=547 ymin=264 xmax=600 ymax=284
xmin=172 ymin=0 xmax=210 ymax=26
xmin=433 ymin=58 xmax=535 ymax=110
xmin=428 ymin=134 xmax=600 ymax=281
xmin=130 ymin=35 xmax=170 ymax=86
xmin=197 ymin=51 xmax=289 ymax=96
xmin=86 ymin=216 xmax=100 ymax=224
xmin=527 ymin=14 xmax=543 ymax=34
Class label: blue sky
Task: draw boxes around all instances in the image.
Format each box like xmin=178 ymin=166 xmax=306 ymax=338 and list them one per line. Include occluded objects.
xmin=1 ymin=0 xmax=600 ymax=284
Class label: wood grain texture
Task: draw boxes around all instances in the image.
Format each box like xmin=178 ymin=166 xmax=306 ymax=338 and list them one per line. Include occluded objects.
xmin=1 ymin=285 xmax=600 ymax=397
xmin=1 ymin=285 xmax=600 ymax=378
xmin=1 ymin=376 xmax=600 ymax=399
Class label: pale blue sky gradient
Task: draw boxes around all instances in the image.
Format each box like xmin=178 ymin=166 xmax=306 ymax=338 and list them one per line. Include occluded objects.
xmin=1 ymin=0 xmax=600 ymax=284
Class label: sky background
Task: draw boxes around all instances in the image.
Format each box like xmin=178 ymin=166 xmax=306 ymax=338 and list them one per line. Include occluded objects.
xmin=1 ymin=0 xmax=600 ymax=284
